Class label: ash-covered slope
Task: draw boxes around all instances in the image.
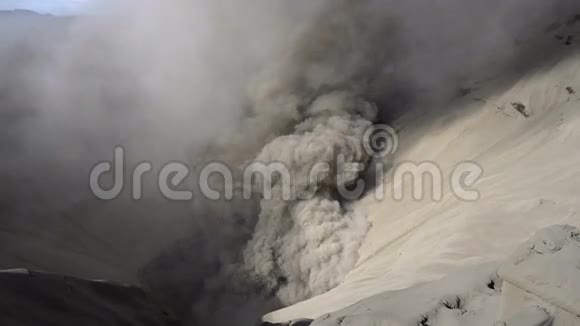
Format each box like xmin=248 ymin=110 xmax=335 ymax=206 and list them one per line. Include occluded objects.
xmin=291 ymin=225 xmax=580 ymax=326
xmin=0 ymin=269 xmax=179 ymax=326
xmin=266 ymin=10 xmax=580 ymax=324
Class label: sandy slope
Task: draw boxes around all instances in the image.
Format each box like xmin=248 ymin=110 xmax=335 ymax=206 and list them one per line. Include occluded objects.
xmin=266 ymin=27 xmax=580 ymax=322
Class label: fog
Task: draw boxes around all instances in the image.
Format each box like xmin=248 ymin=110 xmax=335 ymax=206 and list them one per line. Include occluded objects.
xmin=0 ymin=0 xmax=579 ymax=325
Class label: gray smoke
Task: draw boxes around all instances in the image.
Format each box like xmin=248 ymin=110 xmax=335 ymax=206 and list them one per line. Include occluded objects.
xmin=201 ymin=1 xmax=395 ymax=309
xmin=243 ymin=93 xmax=376 ymax=304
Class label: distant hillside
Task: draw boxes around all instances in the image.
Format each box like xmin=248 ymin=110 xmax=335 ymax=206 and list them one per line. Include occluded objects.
xmin=0 ymin=9 xmax=52 ymax=17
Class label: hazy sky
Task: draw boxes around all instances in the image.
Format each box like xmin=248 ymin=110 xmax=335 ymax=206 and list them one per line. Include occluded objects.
xmin=0 ymin=0 xmax=91 ymax=15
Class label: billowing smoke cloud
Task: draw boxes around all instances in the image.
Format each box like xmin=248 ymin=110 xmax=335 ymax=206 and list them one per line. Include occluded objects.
xmin=1 ymin=0 xmax=580 ymax=325
xmin=243 ymin=92 xmax=376 ymax=303
xmin=192 ymin=1 xmax=395 ymax=314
